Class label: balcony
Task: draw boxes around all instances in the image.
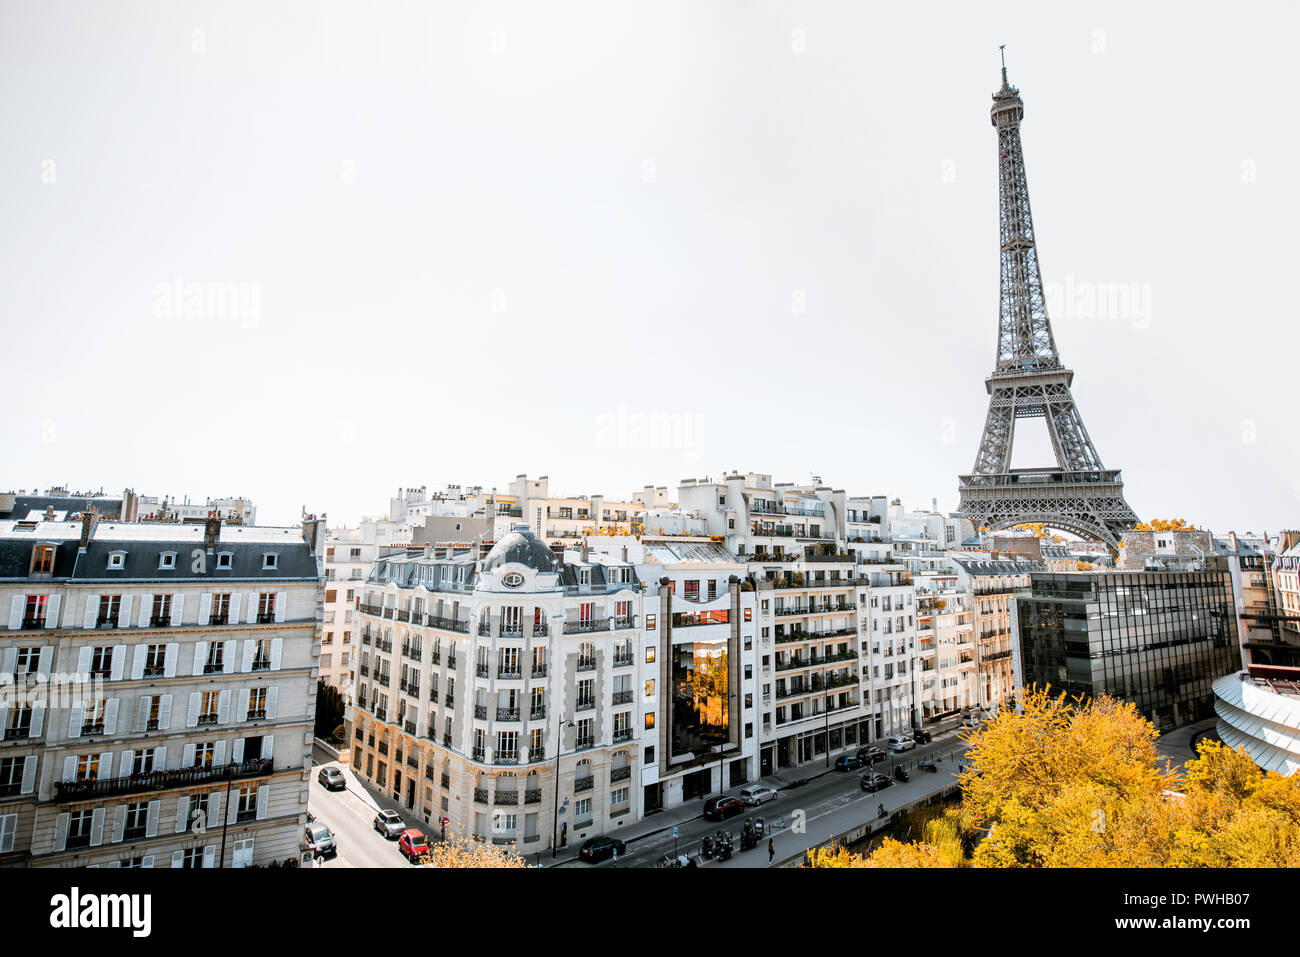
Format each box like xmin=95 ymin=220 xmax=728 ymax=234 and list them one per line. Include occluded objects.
xmin=247 ymin=708 xmax=266 ymax=721
xmin=443 ymin=733 xmax=452 ymax=748
xmin=528 ymin=747 xmax=546 ymax=763
xmin=143 ymin=664 xmax=165 ymax=678
xmin=495 ymin=753 xmax=519 ymax=766
xmin=374 ymin=673 xmax=390 ymax=688
xmin=500 ymin=626 xmax=524 ymax=639
xmin=496 ymin=669 xmax=522 ymax=680
xmin=573 ymin=775 xmax=594 ymax=793
xmin=564 ymin=620 xmax=610 ymax=635
xmin=532 ymin=623 xmax=549 ymax=637
xmin=428 ymin=615 xmax=469 ymax=634
xmin=441 ymin=773 xmax=451 ymax=788
xmin=402 ymin=645 xmax=423 ymax=662
xmin=396 ymin=609 xmax=410 ymax=623
xmin=531 ymin=665 xmax=548 ymax=678
xmin=612 ymin=690 xmax=633 ymax=705
xmin=474 ymin=787 xmax=489 ymax=803
xmin=473 ymin=748 xmax=486 ymax=763
xmin=400 ymin=682 xmax=420 ymax=696
xmin=404 ymin=720 xmax=417 ymax=736
xmin=612 ymin=616 xmax=637 ymax=631
xmin=476 ymin=664 xmax=490 ymax=678
xmin=613 ymin=728 xmax=633 ymax=743
xmin=497 ymin=708 xmax=520 ymax=721
xmin=529 ymin=707 xmax=546 ymax=721
xmin=478 ymin=623 xmax=492 ymax=637
xmin=54 ymin=758 xmax=273 ymax=803
xmin=445 ymin=694 xmax=455 ymax=707
xmin=574 ymin=737 xmax=594 ymax=751
xmin=382 ymin=607 xmax=394 ymax=619
xmin=575 ymin=698 xmax=595 ymax=713
xmin=95 ymin=615 xmax=120 ymax=629
xmin=374 ymin=708 xmax=387 ymax=722
xmin=495 ymin=790 xmax=519 ymax=805
xmin=20 ymin=615 xmax=46 ymax=630
xmin=430 ymin=651 xmax=441 ymax=664
xmin=612 ymin=653 xmax=634 ymax=668
xmin=149 ymin=615 xmax=171 ymax=628
xmin=576 ymin=658 xmax=596 ymax=673
xmin=610 ymin=766 xmax=631 ymax=783
xmin=525 ymin=788 xmax=542 ymax=803
xmin=474 ymin=705 xmax=488 ymax=720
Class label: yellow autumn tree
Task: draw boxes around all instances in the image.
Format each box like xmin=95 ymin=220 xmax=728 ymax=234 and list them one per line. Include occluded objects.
xmin=424 ymin=834 xmax=530 ymax=868
xmin=1133 ymin=518 xmax=1194 ymax=532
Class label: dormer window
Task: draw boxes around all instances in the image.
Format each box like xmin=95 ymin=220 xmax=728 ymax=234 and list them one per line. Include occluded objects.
xmin=159 ymin=552 xmax=177 ymax=570
xmin=579 ymin=568 xmax=590 ymax=586
xmin=217 ymin=552 xmax=234 ymax=570
xmin=31 ymin=545 xmax=56 ymax=575
xmin=262 ymin=553 xmax=278 ymax=570
xmin=107 ymin=551 xmax=126 ymax=570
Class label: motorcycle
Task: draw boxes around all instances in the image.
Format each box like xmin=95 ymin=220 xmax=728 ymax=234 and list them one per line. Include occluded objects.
xmin=700 ymin=835 xmax=716 ymax=860
xmin=894 ymin=766 xmax=910 ymax=783
xmin=715 ymin=830 xmax=734 ymax=861
xmin=739 ymin=821 xmax=758 ymax=852
xmin=919 ymin=758 xmax=938 ymax=773
xmin=656 ymin=854 xmax=682 ymax=868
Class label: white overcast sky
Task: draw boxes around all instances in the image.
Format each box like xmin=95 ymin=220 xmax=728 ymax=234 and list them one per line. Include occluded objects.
xmin=2 ymin=1 xmax=1296 ymax=533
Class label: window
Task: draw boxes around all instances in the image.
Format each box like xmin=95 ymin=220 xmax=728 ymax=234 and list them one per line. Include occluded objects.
xmin=216 ymin=553 xmax=233 ymax=569
xmin=0 ymin=757 xmax=28 ymax=796
xmin=235 ymin=785 xmax=258 ymax=822
xmin=67 ymin=809 xmax=95 ymax=849
xmin=251 ymin=638 xmax=272 ymax=671
xmin=107 ymin=551 xmax=125 ymax=570
xmin=32 ymin=545 xmax=55 ymax=574
xmin=159 ymin=552 xmax=176 ymax=570
xmin=644 ymin=746 xmax=655 ymax=764
xmin=88 ymin=646 xmax=113 ymax=678
xmin=644 ymin=712 xmax=655 ymax=729
xmin=193 ymin=741 xmax=215 ymax=768
xmin=684 ymin=580 xmax=699 ymax=601
xmin=257 ymin=593 xmax=276 ymax=623
xmin=123 ymin=801 xmax=149 ymax=840
xmin=248 ymin=687 xmax=268 ymax=720
xmin=232 ymin=837 xmax=254 ymax=868
xmin=132 ymin=749 xmax=156 ymax=775
xmin=150 ymin=594 xmax=172 ymax=625
xmin=645 ymin=645 xmax=656 ymax=663
xmin=144 ymin=643 xmax=167 ymax=677
xmin=262 ymin=553 xmax=278 ymax=569
xmin=211 ymin=593 xmax=231 ymax=625
xmin=645 ymin=615 xmax=655 ymax=632
xmin=198 ymin=690 xmax=219 ymax=725
xmin=204 ymin=643 xmax=224 ymax=674
xmin=644 ymin=679 xmax=655 ymax=696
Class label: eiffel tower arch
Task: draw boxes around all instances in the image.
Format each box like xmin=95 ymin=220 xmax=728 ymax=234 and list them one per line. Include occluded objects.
xmin=957 ymin=52 xmax=1138 ymax=555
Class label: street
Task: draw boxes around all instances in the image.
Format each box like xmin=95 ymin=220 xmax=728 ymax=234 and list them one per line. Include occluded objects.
xmin=305 ymin=745 xmax=422 ymax=869
xmin=574 ymin=732 xmax=973 ymax=869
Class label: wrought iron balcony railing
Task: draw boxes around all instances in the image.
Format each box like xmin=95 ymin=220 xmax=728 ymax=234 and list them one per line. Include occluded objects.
xmin=54 ymin=758 xmax=273 ymax=803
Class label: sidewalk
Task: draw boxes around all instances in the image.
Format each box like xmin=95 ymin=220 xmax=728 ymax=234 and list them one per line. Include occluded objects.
xmin=1155 ymin=717 xmax=1219 ymax=771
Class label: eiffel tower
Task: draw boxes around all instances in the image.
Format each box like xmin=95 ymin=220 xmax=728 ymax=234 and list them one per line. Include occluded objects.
xmin=958 ymin=51 xmax=1138 ymax=554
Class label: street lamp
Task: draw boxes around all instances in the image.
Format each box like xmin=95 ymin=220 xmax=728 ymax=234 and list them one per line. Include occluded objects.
xmin=550 ymin=718 xmax=574 ymax=859
xmin=713 ymin=692 xmax=738 ymax=796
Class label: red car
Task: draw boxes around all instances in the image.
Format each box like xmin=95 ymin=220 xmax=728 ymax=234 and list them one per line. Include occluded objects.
xmin=703 ymin=796 xmax=744 ymax=821
xmin=398 ymin=828 xmax=429 ymax=863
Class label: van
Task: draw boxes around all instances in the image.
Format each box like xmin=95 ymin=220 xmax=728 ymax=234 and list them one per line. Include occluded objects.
xmin=738 ymin=785 xmax=778 ymax=806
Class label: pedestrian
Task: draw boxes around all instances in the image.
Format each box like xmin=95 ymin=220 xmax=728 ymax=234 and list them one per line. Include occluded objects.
xmin=768 ymin=838 xmax=775 ymax=863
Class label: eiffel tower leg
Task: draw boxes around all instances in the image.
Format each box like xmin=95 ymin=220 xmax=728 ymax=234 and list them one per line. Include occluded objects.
xmin=972 ymin=396 xmax=1016 ymax=476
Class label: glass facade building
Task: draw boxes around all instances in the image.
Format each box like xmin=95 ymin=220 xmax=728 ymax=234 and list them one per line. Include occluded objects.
xmin=1015 ymin=567 xmax=1241 ymax=732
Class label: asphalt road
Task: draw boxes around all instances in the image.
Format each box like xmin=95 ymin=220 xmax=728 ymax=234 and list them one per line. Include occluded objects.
xmin=305 ymin=749 xmax=422 ymax=869
xmin=576 ymin=732 xmax=974 ymax=869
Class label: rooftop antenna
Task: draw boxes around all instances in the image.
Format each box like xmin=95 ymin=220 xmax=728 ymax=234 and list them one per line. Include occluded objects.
xmin=999 ymin=44 xmax=1008 ymax=87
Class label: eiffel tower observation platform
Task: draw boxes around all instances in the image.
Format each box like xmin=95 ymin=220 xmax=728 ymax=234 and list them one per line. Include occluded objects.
xmin=958 ymin=468 xmax=1137 ymax=547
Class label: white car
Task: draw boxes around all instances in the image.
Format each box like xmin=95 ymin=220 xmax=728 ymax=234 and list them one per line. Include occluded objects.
xmin=738 ymin=785 xmax=778 ymax=806
xmin=961 ymin=715 xmax=984 ymax=729
xmin=887 ymin=736 xmax=916 ymax=753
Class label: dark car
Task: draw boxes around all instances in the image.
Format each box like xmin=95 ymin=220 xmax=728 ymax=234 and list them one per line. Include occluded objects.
xmin=703 ymin=796 xmax=745 ymax=821
xmin=398 ymin=828 xmax=429 ymax=862
xmin=579 ymin=835 xmax=626 ymax=863
xmin=860 ymin=772 xmax=893 ymax=793
xmin=318 ymin=767 xmax=346 ymax=791
xmin=856 ymin=746 xmax=888 ymax=764
xmin=911 ymin=729 xmax=933 ymax=744
xmin=834 ymin=754 xmax=865 ymax=772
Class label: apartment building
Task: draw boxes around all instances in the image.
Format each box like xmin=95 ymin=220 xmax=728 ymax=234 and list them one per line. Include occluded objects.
xmin=350 ymin=525 xmax=644 ymax=853
xmin=1271 ymin=531 xmax=1300 ymax=662
xmin=0 ymin=512 xmax=322 ymax=867
xmin=1213 ymin=531 xmax=1288 ymax=668
xmin=950 ymin=557 xmax=1040 ymax=711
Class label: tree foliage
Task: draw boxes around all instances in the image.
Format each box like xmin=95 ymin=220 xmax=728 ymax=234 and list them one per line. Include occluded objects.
xmin=1133 ymin=518 xmax=1194 ymax=532
xmin=810 ymin=688 xmax=1300 ymax=868
xmin=314 ymin=679 xmax=345 ymax=740
xmin=424 ymin=835 xmax=530 ymax=868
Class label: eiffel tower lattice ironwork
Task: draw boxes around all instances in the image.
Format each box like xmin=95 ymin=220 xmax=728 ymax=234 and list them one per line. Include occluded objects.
xmin=957 ymin=52 xmax=1138 ymax=554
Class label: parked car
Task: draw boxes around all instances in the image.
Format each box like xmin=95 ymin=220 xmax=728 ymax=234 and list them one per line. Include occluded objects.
xmin=303 ymin=821 xmax=337 ymax=858
xmin=373 ymin=809 xmax=406 ymax=839
xmin=834 ymin=754 xmax=865 ymax=772
xmin=579 ymin=835 xmax=626 ymax=863
xmin=397 ymin=828 xmax=429 ymax=862
xmin=961 ymin=715 xmax=983 ymax=730
xmin=703 ymin=796 xmax=745 ymax=821
xmin=887 ymin=736 xmax=916 ymax=753
xmin=738 ymin=785 xmax=779 ymax=806
xmin=860 ymin=772 xmax=893 ymax=793
xmin=911 ymin=729 xmax=933 ymax=744
xmin=317 ymin=767 xmax=346 ymax=791
xmin=857 ymin=746 xmax=888 ymax=764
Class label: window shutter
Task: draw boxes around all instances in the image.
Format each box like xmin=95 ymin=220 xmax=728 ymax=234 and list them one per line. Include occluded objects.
xmin=146 ymin=800 xmax=160 ymax=838
xmin=231 ymin=739 xmax=245 ymax=764
xmin=20 ymin=755 xmax=37 ymax=794
xmin=236 ymin=689 xmax=250 ymax=721
xmin=228 ymin=593 xmax=241 ymax=624
xmin=131 ymin=645 xmax=147 ymax=681
xmin=266 ymin=687 xmax=279 ymax=720
xmin=175 ymin=797 xmax=190 ymax=834
xmin=53 ymin=812 xmax=69 ymax=852
xmin=223 ymin=640 xmax=237 ymax=674
xmin=197 ymin=593 xmax=212 ymax=625
xmin=217 ymin=690 xmax=231 ymax=724
xmin=8 ymin=596 xmax=24 ymax=630
xmin=36 ymin=646 xmax=51 ymax=676
xmin=29 ymin=701 xmax=44 ymax=736
xmin=158 ymin=695 xmax=172 ymax=730
xmin=170 ymin=595 xmax=183 ymax=627
xmin=67 ymin=703 xmax=84 ymax=737
xmin=103 ymin=698 xmax=119 ymax=736
xmin=110 ymin=645 xmax=126 ymax=681
xmin=203 ymin=845 xmax=216 ymax=868
xmin=45 ymin=594 xmax=61 ymax=629
xmin=109 ymin=751 xmax=125 ymax=778
xmin=84 ymin=596 xmax=100 ymax=630
xmin=154 ymin=745 xmax=167 ymax=769
xmin=0 ymin=814 xmax=15 ymax=855
xmin=171 ymin=850 xmax=184 ymax=868
xmin=186 ymin=693 xmax=200 ymax=728
xmin=226 ymin=795 xmax=239 ymax=825
xmin=256 ymin=785 xmax=269 ymax=820
xmin=213 ymin=740 xmax=226 ymax=765
xmin=270 ymin=638 xmax=283 ymax=671
xmin=182 ymin=743 xmax=195 ymax=767
xmin=192 ymin=641 xmax=207 ymax=677
xmin=118 ymin=594 xmax=132 ymax=628
xmin=1 ymin=647 xmax=15 ymax=675
xmin=62 ymin=756 xmax=75 ymax=782
xmin=274 ymin=592 xmax=287 ymax=623
xmin=138 ymin=597 xmax=151 ymax=628
xmin=263 ymin=735 xmax=274 ymax=764
xmin=241 ymin=640 xmax=255 ymax=673
xmin=0 ymin=703 xmax=7 ymax=738
xmin=111 ymin=805 xmax=126 ymax=843
xmin=163 ymin=642 xmax=179 ymax=678
xmin=208 ymin=792 xmax=221 ymax=825
xmin=90 ymin=807 xmax=106 ymax=846
xmin=136 ymin=697 xmax=150 ymax=733
xmin=246 ymin=593 xmax=258 ymax=624
xmin=76 ymin=646 xmax=91 ymax=676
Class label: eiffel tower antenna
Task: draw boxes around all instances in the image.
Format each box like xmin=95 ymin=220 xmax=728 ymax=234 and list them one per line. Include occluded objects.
xmin=957 ymin=59 xmax=1138 ymax=555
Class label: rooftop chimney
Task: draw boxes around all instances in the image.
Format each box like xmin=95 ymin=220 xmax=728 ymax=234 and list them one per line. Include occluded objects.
xmin=204 ymin=514 xmax=222 ymax=551
xmin=79 ymin=508 xmax=99 ymax=549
